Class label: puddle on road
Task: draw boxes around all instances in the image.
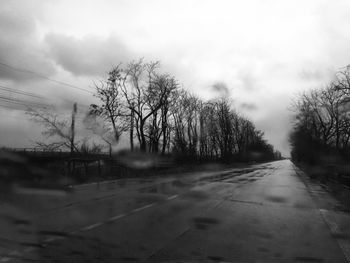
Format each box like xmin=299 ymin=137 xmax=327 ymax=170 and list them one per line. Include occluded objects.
xmin=138 ymin=179 xmax=190 ymax=196
xmin=138 ymin=186 xmax=158 ymax=194
xmin=20 ymin=241 xmax=45 ymax=248
xmin=254 ymin=231 xmax=274 ymax=239
xmin=293 ymin=202 xmax=312 ymax=210
xmin=38 ymin=230 xmax=70 ymax=237
xmin=294 ymin=256 xmax=324 ymax=262
xmin=120 ymin=256 xmax=139 ymax=261
xmin=257 ymin=247 xmax=270 ymax=253
xmin=207 ymin=255 xmax=226 ymax=261
xmin=5 ymin=216 xmax=32 ymax=226
xmin=192 ymin=216 xmax=220 ymax=230
xmin=265 ymin=195 xmax=288 ymax=203
xmin=70 ymin=250 xmax=84 ymax=256
xmin=133 ymin=194 xmax=164 ymax=204
xmin=183 ymin=190 xmax=209 ymax=200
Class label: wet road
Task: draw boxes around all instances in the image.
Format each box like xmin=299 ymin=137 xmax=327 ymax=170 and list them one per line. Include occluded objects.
xmin=1 ymin=160 xmax=350 ymax=262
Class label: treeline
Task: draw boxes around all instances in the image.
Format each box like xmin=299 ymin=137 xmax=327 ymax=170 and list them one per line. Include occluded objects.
xmin=290 ymin=66 xmax=350 ymax=164
xmin=84 ymin=59 xmax=279 ymax=163
xmin=27 ymin=59 xmax=279 ymax=163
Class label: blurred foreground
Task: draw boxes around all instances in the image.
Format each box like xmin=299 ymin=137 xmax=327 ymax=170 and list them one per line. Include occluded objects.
xmin=0 ymin=160 xmax=350 ymax=262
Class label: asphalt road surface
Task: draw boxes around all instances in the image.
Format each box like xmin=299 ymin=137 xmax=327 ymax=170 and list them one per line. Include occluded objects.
xmin=1 ymin=160 xmax=350 ymax=263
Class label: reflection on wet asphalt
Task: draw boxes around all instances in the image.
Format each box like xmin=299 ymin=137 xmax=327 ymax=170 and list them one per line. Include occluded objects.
xmin=1 ymin=160 xmax=350 ymax=262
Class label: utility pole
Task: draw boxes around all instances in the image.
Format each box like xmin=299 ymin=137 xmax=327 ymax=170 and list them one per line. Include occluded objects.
xmin=130 ymin=103 xmax=134 ymax=151
xmin=70 ymin=102 xmax=77 ymax=155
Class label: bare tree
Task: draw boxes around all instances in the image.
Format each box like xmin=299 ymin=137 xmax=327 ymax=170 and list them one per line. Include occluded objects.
xmin=93 ymin=60 xmax=178 ymax=152
xmin=27 ymin=104 xmax=80 ymax=153
xmin=146 ymin=74 xmax=178 ymax=153
xmin=119 ymin=60 xmax=175 ymax=152
xmin=334 ymin=65 xmax=350 ymax=94
xmin=290 ymin=70 xmax=350 ymax=163
xmin=90 ymin=67 xmax=128 ymax=145
xmin=95 ymin=58 xmax=277 ymax=163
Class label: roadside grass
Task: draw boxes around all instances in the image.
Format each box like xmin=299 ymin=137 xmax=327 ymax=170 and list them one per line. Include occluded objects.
xmin=295 ymin=161 xmax=350 ymax=211
xmin=1 ymin=149 xmax=264 ymax=190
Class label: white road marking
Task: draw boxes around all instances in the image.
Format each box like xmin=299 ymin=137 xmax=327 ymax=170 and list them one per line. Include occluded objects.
xmin=0 ymin=196 xmax=172 ymax=262
xmin=44 ymin=237 xmax=56 ymax=243
xmin=167 ymin=194 xmax=178 ymax=200
xmin=109 ymin=213 xmax=126 ymax=221
xmin=44 ymin=236 xmax=65 ymax=243
xmin=82 ymin=222 xmax=103 ymax=231
xmin=132 ymin=203 xmax=155 ymax=213
xmin=81 ymin=203 xmax=156 ymax=232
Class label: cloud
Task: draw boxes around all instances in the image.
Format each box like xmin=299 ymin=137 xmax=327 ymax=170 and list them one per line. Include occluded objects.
xmin=0 ymin=6 xmax=56 ymax=82
xmin=237 ymin=69 xmax=259 ymax=92
xmin=299 ymin=69 xmax=323 ymax=81
xmin=298 ymin=68 xmax=335 ymax=83
xmin=2 ymin=0 xmax=350 ymax=156
xmin=240 ymin=102 xmax=258 ymax=111
xmin=45 ymin=34 xmax=134 ymax=77
xmin=252 ymin=94 xmax=293 ymax=156
xmin=211 ymin=82 xmax=231 ymax=97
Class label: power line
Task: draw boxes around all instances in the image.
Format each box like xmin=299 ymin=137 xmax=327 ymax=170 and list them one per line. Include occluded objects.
xmin=0 ymin=84 xmax=92 ymax=109
xmin=0 ymin=84 xmax=43 ymax=99
xmin=0 ymin=95 xmax=49 ymax=108
xmin=0 ymin=99 xmax=32 ymax=109
xmin=0 ymin=79 xmax=93 ymax=115
xmin=0 ymin=61 xmax=94 ymax=94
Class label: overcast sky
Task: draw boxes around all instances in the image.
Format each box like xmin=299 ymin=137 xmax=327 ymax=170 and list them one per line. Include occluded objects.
xmin=1 ymin=0 xmax=350 ymax=156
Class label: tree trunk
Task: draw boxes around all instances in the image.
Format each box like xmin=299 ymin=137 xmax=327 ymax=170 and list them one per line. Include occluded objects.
xmin=140 ymin=121 xmax=147 ymax=152
xmin=161 ymin=107 xmax=168 ymax=155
